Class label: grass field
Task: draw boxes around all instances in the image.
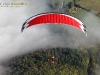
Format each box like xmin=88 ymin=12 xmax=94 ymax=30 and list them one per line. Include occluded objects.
xmin=50 ymin=0 xmax=100 ymax=18
xmin=51 ymin=0 xmax=100 ymax=13
xmin=78 ymin=0 xmax=100 ymax=12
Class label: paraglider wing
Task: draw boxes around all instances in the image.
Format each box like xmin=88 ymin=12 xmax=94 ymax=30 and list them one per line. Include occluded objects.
xmin=21 ymin=13 xmax=87 ymax=34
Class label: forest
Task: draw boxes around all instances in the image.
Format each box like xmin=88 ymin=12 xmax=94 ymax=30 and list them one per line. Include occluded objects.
xmin=2 ymin=46 xmax=100 ymax=75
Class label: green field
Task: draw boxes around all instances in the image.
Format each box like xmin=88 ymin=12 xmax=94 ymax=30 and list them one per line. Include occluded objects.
xmin=78 ymin=0 xmax=100 ymax=12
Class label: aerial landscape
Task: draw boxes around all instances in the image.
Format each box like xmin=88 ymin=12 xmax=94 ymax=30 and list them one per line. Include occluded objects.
xmin=0 ymin=0 xmax=100 ymax=75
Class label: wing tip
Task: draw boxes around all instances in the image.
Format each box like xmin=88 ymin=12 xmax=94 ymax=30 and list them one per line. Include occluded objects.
xmin=82 ymin=24 xmax=87 ymax=37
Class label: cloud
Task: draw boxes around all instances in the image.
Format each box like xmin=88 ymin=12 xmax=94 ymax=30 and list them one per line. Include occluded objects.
xmin=0 ymin=1 xmax=100 ymax=61
xmin=0 ymin=0 xmax=51 ymax=61
xmin=79 ymin=12 xmax=100 ymax=46
xmin=0 ymin=0 xmax=52 ymax=74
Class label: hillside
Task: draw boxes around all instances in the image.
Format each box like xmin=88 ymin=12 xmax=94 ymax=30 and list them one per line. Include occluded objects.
xmin=78 ymin=0 xmax=100 ymax=12
xmin=49 ymin=0 xmax=100 ymax=17
xmin=2 ymin=46 xmax=100 ymax=75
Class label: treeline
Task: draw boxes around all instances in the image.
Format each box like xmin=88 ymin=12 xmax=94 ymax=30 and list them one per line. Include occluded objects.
xmin=2 ymin=47 xmax=100 ymax=75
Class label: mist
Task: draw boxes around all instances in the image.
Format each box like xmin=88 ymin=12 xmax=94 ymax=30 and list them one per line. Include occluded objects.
xmin=68 ymin=12 xmax=100 ymax=47
xmin=0 ymin=0 xmax=100 ymax=75
xmin=0 ymin=0 xmax=51 ymax=74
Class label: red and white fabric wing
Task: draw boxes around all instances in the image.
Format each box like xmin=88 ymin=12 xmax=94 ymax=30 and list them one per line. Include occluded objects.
xmin=21 ymin=13 xmax=87 ymax=34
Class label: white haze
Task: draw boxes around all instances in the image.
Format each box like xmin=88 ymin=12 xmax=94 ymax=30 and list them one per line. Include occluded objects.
xmin=0 ymin=0 xmax=100 ymax=75
xmin=0 ymin=0 xmax=51 ymax=74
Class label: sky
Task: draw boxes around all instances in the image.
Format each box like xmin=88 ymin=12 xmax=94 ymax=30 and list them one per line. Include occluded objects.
xmin=0 ymin=0 xmax=100 ymax=75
